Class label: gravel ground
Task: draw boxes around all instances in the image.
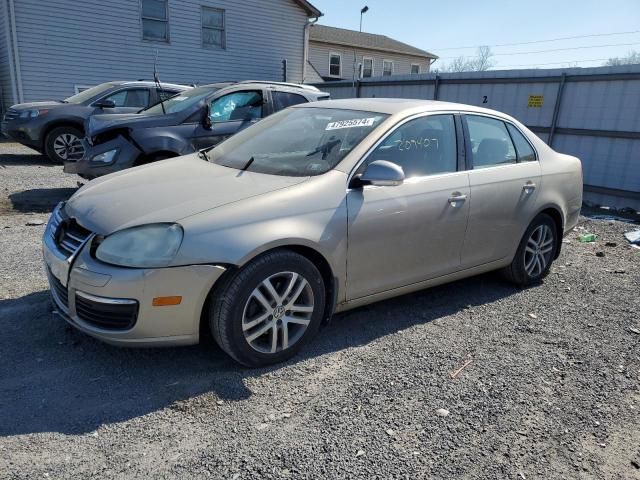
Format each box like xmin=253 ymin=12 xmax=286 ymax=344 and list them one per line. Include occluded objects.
xmin=0 ymin=143 xmax=639 ymax=479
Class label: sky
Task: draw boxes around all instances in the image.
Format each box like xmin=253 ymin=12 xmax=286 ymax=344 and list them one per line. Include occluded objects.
xmin=310 ymin=0 xmax=640 ymax=70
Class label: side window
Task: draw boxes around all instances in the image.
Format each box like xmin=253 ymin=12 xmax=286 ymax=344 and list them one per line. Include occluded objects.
xmin=157 ymin=88 xmax=180 ymax=101
xmin=362 ymin=57 xmax=373 ymax=78
xmin=272 ymin=91 xmax=308 ymax=111
xmin=329 ymin=53 xmax=341 ymax=77
xmin=466 ymin=115 xmax=516 ymax=169
xmin=141 ymin=0 xmax=169 ymax=42
xmin=210 ymin=91 xmax=263 ymax=122
xmin=365 ymin=114 xmax=458 ymax=178
xmin=103 ymin=89 xmax=150 ymax=108
xmin=507 ymin=124 xmax=536 ymax=162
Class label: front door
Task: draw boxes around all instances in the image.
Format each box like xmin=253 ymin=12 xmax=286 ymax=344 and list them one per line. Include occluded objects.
xmin=191 ymin=89 xmax=265 ymax=150
xmin=346 ymin=114 xmax=470 ymax=300
xmin=461 ymin=114 xmax=542 ymax=268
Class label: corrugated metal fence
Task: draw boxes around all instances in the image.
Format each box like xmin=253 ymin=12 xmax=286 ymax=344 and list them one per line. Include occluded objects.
xmin=313 ymin=65 xmax=640 ymax=210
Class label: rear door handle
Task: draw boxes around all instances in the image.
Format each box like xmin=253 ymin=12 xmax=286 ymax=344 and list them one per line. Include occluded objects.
xmin=448 ymin=193 xmax=467 ymax=205
xmin=523 ymin=181 xmax=536 ymax=193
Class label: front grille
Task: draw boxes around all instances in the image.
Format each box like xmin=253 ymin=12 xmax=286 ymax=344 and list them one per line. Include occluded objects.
xmin=49 ymin=269 xmax=69 ymax=310
xmin=3 ymin=109 xmax=19 ymax=121
xmin=48 ymin=208 xmax=92 ymax=259
xmin=75 ymin=292 xmax=138 ymax=331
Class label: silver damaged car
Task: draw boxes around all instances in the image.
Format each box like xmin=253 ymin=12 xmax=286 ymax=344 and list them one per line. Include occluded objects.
xmin=43 ymin=99 xmax=583 ymax=366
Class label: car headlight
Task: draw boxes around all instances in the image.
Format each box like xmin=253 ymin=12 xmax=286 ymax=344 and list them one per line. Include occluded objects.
xmin=19 ymin=109 xmax=47 ymax=119
xmin=91 ymin=149 xmax=118 ymax=164
xmin=95 ymin=223 xmax=183 ymax=268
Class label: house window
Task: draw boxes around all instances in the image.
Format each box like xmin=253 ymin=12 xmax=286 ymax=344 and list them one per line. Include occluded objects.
xmin=202 ymin=7 xmax=225 ymax=49
xmin=329 ymin=53 xmax=341 ymax=77
xmin=411 ymin=64 xmax=420 ymax=74
xmin=362 ymin=57 xmax=373 ymax=78
xmin=142 ymin=0 xmax=169 ymax=42
xmin=383 ymin=60 xmax=393 ymax=76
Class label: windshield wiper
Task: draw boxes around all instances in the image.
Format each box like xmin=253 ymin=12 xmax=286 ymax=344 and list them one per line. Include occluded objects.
xmin=241 ymin=156 xmax=255 ymax=171
xmin=197 ymin=150 xmax=209 ymax=161
xmin=306 ymin=138 xmax=341 ymax=160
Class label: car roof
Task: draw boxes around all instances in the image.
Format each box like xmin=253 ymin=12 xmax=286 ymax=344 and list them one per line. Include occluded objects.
xmin=297 ymin=97 xmax=511 ymax=118
xmin=109 ymin=81 xmax=192 ymax=90
xmin=200 ymin=80 xmax=328 ymax=97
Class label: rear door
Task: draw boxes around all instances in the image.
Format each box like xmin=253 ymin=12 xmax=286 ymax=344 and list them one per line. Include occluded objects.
xmin=460 ymin=114 xmax=541 ymax=268
xmin=191 ymin=89 xmax=265 ymax=150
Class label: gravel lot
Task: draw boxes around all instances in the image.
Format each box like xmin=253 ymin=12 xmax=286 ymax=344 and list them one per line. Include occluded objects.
xmin=1 ymin=143 xmax=639 ymax=479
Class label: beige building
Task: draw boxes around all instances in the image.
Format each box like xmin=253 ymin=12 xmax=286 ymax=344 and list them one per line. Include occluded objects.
xmin=307 ymin=24 xmax=437 ymax=83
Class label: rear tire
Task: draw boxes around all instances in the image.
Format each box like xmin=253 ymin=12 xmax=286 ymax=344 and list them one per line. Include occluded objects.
xmin=209 ymin=250 xmax=326 ymax=367
xmin=502 ymin=213 xmax=557 ymax=286
xmin=44 ymin=126 xmax=84 ymax=164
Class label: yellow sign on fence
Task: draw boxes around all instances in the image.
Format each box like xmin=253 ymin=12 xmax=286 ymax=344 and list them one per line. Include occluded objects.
xmin=528 ymin=95 xmax=544 ymax=108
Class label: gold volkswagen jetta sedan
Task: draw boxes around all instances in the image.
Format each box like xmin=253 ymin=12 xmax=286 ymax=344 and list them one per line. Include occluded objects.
xmin=43 ymin=99 xmax=583 ymax=366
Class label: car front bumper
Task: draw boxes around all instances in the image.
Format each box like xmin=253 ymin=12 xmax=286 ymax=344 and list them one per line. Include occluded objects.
xmin=1 ymin=118 xmax=42 ymax=149
xmin=64 ymin=136 xmax=141 ymax=179
xmin=43 ymin=212 xmax=225 ymax=347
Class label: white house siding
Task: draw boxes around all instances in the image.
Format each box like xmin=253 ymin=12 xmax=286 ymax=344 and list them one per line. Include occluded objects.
xmin=308 ymin=41 xmax=430 ymax=81
xmin=5 ymin=0 xmax=310 ymax=103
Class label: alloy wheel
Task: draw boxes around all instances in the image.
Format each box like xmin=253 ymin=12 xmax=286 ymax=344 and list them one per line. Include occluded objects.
xmin=524 ymin=224 xmax=554 ymax=277
xmin=242 ymin=271 xmax=315 ymax=354
xmin=53 ymin=133 xmax=84 ymax=161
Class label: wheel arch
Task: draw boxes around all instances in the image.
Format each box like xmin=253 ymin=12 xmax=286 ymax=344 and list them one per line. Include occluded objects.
xmin=199 ymin=243 xmax=338 ymax=343
xmin=534 ymin=204 xmax=565 ymax=259
xmin=41 ymin=120 xmax=85 ymax=149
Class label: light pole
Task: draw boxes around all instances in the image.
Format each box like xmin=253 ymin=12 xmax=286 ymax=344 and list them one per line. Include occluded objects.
xmin=360 ymin=5 xmax=368 ymax=32
xmin=353 ymin=5 xmax=368 ymax=96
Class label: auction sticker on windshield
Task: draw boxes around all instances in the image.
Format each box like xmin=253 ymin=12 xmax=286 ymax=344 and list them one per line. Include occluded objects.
xmin=326 ymin=118 xmax=376 ymax=130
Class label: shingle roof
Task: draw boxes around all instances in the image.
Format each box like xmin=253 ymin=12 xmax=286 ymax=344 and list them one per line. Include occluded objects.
xmin=310 ymin=25 xmax=437 ymax=59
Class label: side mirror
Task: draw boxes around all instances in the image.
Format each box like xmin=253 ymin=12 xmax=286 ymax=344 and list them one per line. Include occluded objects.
xmin=357 ymin=160 xmax=405 ymax=187
xmin=94 ymin=99 xmax=116 ymax=109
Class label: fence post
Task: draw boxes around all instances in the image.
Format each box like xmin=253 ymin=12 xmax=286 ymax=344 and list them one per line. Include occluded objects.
xmin=548 ymin=73 xmax=567 ymax=147
xmin=356 ymin=80 xmax=362 ymax=98
xmin=433 ymin=75 xmax=440 ymax=100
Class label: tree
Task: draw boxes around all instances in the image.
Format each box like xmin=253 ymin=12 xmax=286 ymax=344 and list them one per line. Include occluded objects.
xmin=604 ymin=50 xmax=640 ymax=66
xmin=437 ymin=46 xmax=495 ymax=72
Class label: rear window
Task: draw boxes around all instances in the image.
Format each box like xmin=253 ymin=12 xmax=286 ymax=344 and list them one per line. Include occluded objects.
xmin=507 ymin=124 xmax=536 ymax=162
xmin=272 ymin=91 xmax=308 ymax=111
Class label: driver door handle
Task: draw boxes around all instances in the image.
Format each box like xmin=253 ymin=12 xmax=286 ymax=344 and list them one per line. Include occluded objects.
xmin=448 ymin=193 xmax=467 ymax=205
xmin=523 ymin=181 xmax=536 ymax=193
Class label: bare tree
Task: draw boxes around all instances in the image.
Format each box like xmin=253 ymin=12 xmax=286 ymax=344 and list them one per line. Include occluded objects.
xmin=604 ymin=50 xmax=640 ymax=66
xmin=470 ymin=46 xmax=495 ymax=71
xmin=437 ymin=46 xmax=495 ymax=72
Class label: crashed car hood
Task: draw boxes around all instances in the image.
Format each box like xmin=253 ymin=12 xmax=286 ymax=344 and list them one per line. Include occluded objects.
xmin=88 ymin=111 xmax=179 ymax=137
xmin=65 ymin=154 xmax=308 ymax=235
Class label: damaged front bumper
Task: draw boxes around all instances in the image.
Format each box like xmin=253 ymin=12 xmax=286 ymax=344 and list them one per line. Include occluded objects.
xmin=64 ymin=135 xmax=141 ymax=179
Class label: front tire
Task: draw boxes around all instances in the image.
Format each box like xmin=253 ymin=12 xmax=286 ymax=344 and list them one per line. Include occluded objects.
xmin=44 ymin=126 xmax=85 ymax=164
xmin=503 ymin=213 xmax=557 ymax=286
xmin=209 ymin=250 xmax=326 ymax=367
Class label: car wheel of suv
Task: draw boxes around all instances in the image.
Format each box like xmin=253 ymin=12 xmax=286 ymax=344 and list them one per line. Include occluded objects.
xmin=209 ymin=250 xmax=326 ymax=367
xmin=45 ymin=126 xmax=85 ymax=164
xmin=503 ymin=213 xmax=557 ymax=286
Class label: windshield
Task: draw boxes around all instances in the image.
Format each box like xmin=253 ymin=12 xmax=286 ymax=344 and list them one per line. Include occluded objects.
xmin=142 ymin=86 xmax=215 ymax=115
xmin=64 ymin=83 xmax=115 ymax=104
xmin=208 ymin=107 xmax=388 ymax=177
